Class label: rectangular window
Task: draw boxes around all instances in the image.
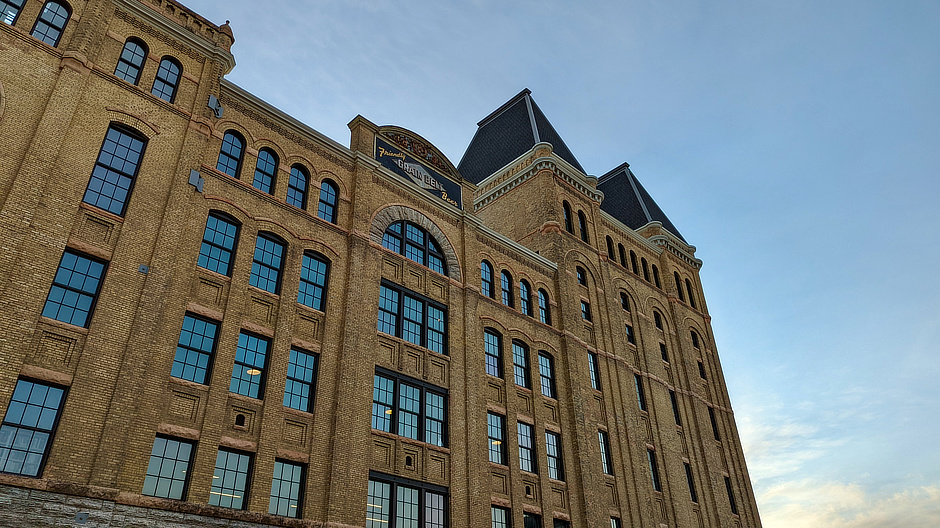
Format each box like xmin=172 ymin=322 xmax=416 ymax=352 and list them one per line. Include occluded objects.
xmin=588 ymin=352 xmax=601 ymax=390
xmin=171 ymin=314 xmax=218 ymax=384
xmin=230 ymin=332 xmax=269 ymax=399
xmin=0 ymin=379 xmax=66 ymax=477
xmin=298 ymin=252 xmax=329 ymax=311
xmin=599 ymin=430 xmax=613 ymax=475
xmin=517 ymin=422 xmax=535 ymax=473
xmin=635 ymin=374 xmax=647 ymax=411
xmin=491 ymin=506 xmax=510 ymax=528
xmin=284 ymin=348 xmax=318 ymax=413
xmin=545 ymin=431 xmax=564 ymax=481
xmin=660 ymin=342 xmax=669 ymax=362
xmin=709 ymin=406 xmax=721 ymax=441
xmin=625 ymin=324 xmax=635 ymax=344
xmin=698 ymin=359 xmax=707 ymax=380
xmin=524 ymin=512 xmax=541 ymax=528
xmin=648 ymin=449 xmax=662 ymax=491
xmin=268 ymin=459 xmax=304 ymax=517
xmin=249 ymin=233 xmax=285 ymax=294
xmin=580 ymin=300 xmax=591 ymax=321
xmin=82 ymin=125 xmax=146 ymax=216
xmin=484 ymin=329 xmax=502 ymax=378
xmin=487 ymin=412 xmax=506 ymax=465
xmin=41 ymin=250 xmax=107 ymax=328
xmin=367 ymin=473 xmax=447 ymax=528
xmin=554 ymin=520 xmax=570 ymax=528
xmin=725 ymin=476 xmax=739 ymax=514
xmin=670 ymin=390 xmax=682 ymax=426
xmin=538 ymin=353 xmax=557 ymax=399
xmin=209 ymin=449 xmax=251 ymax=509
xmin=512 ymin=341 xmax=530 ymax=389
xmin=142 ymin=436 xmax=193 ymax=499
xmin=378 ymin=282 xmax=447 ymax=354
xmin=198 ymin=213 xmax=239 ymax=276
xmin=372 ymin=371 xmax=447 ymax=447
xmin=685 ymin=462 xmax=698 ymax=503
xmin=610 ymin=518 xmax=622 ymax=528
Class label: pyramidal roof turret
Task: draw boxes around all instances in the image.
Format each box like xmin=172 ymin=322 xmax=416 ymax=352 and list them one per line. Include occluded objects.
xmin=598 ymin=163 xmax=686 ymax=243
xmin=457 ymin=89 xmax=585 ymax=184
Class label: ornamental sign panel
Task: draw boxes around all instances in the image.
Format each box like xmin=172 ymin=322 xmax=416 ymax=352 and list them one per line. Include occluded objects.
xmin=375 ymin=137 xmax=462 ymax=210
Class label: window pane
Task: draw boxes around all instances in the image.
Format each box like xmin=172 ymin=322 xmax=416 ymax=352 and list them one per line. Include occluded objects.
xmin=31 ymin=1 xmax=69 ymax=46
xmin=83 ymin=126 xmax=146 ymax=216
xmin=0 ymin=380 xmax=66 ymax=477
xmin=209 ymin=450 xmax=251 ymax=509
xmin=252 ymin=149 xmax=277 ymax=193
xmin=371 ymin=375 xmax=394 ymax=432
xmin=230 ymin=333 xmax=268 ymax=398
xmin=216 ymin=132 xmax=243 ymax=177
xmin=284 ymin=349 xmax=317 ymax=412
xmin=484 ymin=330 xmax=501 ymax=378
xmin=287 ymin=165 xmax=308 ymax=208
xmin=151 ymin=58 xmax=181 ymax=103
xmin=268 ymin=460 xmax=303 ymax=517
xmin=298 ymin=253 xmax=329 ymax=311
xmin=197 ymin=213 xmax=239 ymax=276
xmin=171 ymin=314 xmax=218 ymax=384
xmin=487 ymin=413 xmax=505 ymax=465
xmin=366 ymin=480 xmax=391 ymax=528
xmin=41 ymin=250 xmax=106 ymax=328
xmin=249 ymin=234 xmax=284 ymax=294
xmin=142 ymin=437 xmax=193 ymax=500
xmin=539 ymin=353 xmax=556 ymax=398
xmin=512 ymin=341 xmax=529 ymax=389
xmin=318 ymin=181 xmax=337 ymax=222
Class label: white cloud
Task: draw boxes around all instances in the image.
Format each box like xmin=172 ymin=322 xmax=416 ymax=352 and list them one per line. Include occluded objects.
xmin=759 ymin=480 xmax=940 ymax=528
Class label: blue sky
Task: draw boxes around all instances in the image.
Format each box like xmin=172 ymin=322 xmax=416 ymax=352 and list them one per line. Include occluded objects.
xmin=182 ymin=1 xmax=940 ymax=525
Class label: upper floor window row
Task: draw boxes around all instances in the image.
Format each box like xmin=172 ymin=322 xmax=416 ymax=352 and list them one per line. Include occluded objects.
xmin=383 ymin=221 xmax=446 ymax=276
xmin=30 ymin=1 xmax=70 ymax=47
xmin=372 ymin=370 xmax=447 ymax=447
xmin=197 ymin=213 xmax=330 ymax=310
xmin=112 ymin=37 xmax=183 ymax=104
xmin=480 ymin=260 xmax=551 ymax=326
xmin=561 ymin=201 xmax=590 ymax=244
xmin=674 ymin=271 xmax=698 ymax=308
xmin=378 ymin=282 xmax=447 ymax=355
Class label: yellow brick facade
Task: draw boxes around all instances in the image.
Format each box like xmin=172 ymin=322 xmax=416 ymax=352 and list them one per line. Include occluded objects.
xmin=0 ymin=1 xmax=761 ymax=527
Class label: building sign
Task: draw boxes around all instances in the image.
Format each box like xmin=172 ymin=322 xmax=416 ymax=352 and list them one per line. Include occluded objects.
xmin=375 ymin=137 xmax=462 ymax=209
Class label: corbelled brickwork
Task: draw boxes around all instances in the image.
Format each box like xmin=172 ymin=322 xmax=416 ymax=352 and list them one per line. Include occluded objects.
xmin=0 ymin=1 xmax=761 ymax=527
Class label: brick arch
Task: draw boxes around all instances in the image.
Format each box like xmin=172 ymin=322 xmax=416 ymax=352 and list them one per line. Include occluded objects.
xmin=371 ymin=205 xmax=461 ymax=280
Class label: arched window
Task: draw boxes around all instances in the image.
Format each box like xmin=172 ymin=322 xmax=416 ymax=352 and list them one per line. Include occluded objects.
xmin=606 ymin=236 xmax=615 ymax=261
xmin=653 ymin=311 xmax=663 ymax=330
xmin=620 ymin=292 xmax=630 ymax=311
xmin=512 ymin=340 xmax=531 ymax=389
xmin=578 ymin=211 xmax=589 ymax=242
xmin=2 ymin=0 xmax=26 ymax=25
xmin=286 ymin=164 xmax=308 ymax=209
xmin=82 ymin=124 xmax=147 ymax=216
xmin=562 ymin=201 xmax=573 ymax=233
xmin=690 ymin=330 xmax=700 ymax=349
xmin=641 ymin=258 xmax=650 ymax=281
xmin=249 ymin=232 xmax=286 ymax=295
xmin=114 ymin=38 xmax=147 ymax=85
xmin=652 ymin=265 xmax=661 ymax=288
xmin=484 ymin=328 xmax=503 ymax=378
xmin=382 ymin=221 xmax=446 ymax=275
xmin=252 ymin=148 xmax=278 ymax=194
xmin=618 ymin=244 xmax=626 ymax=267
xmin=216 ymin=130 xmax=244 ymax=178
xmin=538 ymin=289 xmax=551 ymax=325
xmin=685 ymin=279 xmax=697 ymax=308
xmin=298 ymin=251 xmax=330 ymax=311
xmin=151 ymin=57 xmax=181 ymax=103
xmin=674 ymin=272 xmax=685 ymax=301
xmin=576 ymin=266 xmax=587 ymax=286
xmin=519 ymin=280 xmax=533 ymax=316
xmin=481 ymin=260 xmax=494 ymax=298
xmin=31 ymin=1 xmax=70 ymax=47
xmin=317 ymin=179 xmax=338 ymax=223
xmin=500 ymin=270 xmax=514 ymax=307
xmin=630 ymin=251 xmax=639 ymax=274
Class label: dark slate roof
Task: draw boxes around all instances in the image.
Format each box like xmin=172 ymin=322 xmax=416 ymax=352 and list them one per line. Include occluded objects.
xmin=598 ymin=163 xmax=687 ymax=243
xmin=457 ymin=89 xmax=585 ymax=184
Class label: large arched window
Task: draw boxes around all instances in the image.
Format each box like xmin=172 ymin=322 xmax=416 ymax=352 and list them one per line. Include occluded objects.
xmin=685 ymin=279 xmax=697 ymax=308
xmin=2 ymin=0 xmax=26 ymax=25
xmin=31 ymin=1 xmax=70 ymax=47
xmin=481 ymin=260 xmax=494 ymax=298
xmin=578 ymin=211 xmax=589 ymax=242
xmin=151 ymin=57 xmax=181 ymax=103
xmin=252 ymin=148 xmax=278 ymax=194
xmin=216 ymin=130 xmax=244 ymax=178
xmin=537 ymin=289 xmax=551 ymax=325
xmin=286 ymin=164 xmax=308 ymax=209
xmin=562 ymin=201 xmax=573 ymax=233
xmin=382 ymin=221 xmax=446 ymax=275
xmin=674 ymin=272 xmax=685 ymax=301
xmin=519 ymin=280 xmax=533 ymax=316
xmin=606 ymin=236 xmax=615 ymax=261
xmin=114 ymin=38 xmax=148 ymax=85
xmin=318 ymin=179 xmax=338 ymax=223
xmin=500 ymin=270 xmax=514 ymax=307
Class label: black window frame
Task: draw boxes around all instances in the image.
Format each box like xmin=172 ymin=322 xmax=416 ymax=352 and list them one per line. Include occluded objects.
xmin=481 ymin=260 xmax=495 ymax=298
xmin=725 ymin=475 xmax=739 ymax=514
xmin=562 ymin=201 xmax=573 ymax=233
xmin=268 ymin=459 xmax=305 ymax=518
xmin=598 ymin=430 xmax=613 ymax=475
xmin=41 ymin=249 xmax=108 ymax=328
xmin=297 ymin=251 xmax=330 ymax=311
xmin=606 ymin=236 xmax=615 ymax=260
xmin=648 ymin=449 xmax=662 ymax=491
xmin=382 ymin=221 xmax=447 ymax=276
xmin=500 ymin=270 xmax=514 ymax=307
xmin=685 ymin=462 xmax=698 ymax=503
xmin=576 ymin=266 xmax=586 ymax=286
xmin=511 ymin=340 xmax=531 ymax=389
xmin=229 ymin=331 xmax=270 ymax=399
xmin=286 ymin=164 xmax=309 ymax=209
xmin=618 ymin=244 xmax=626 ymax=267
xmin=709 ymin=406 xmax=722 ymax=441
xmin=142 ymin=435 xmax=194 ymax=500
xmin=249 ymin=232 xmax=286 ymax=295
xmin=150 ymin=56 xmax=181 ymax=103
xmin=252 ymin=148 xmax=278 ymax=194
xmin=635 ymin=374 xmax=647 ymax=411
xmin=537 ymin=289 xmax=551 ymax=325
xmin=209 ymin=448 xmax=252 ymax=510
xmin=367 ymin=471 xmax=449 ymax=528
xmin=492 ymin=505 xmax=511 ymax=528
xmin=197 ymin=211 xmax=240 ymax=277
xmin=588 ymin=352 xmax=601 ymax=391
xmin=686 ymin=278 xmax=697 ymax=308
xmin=577 ymin=210 xmax=589 ymax=242
xmin=30 ymin=0 xmax=70 ymax=47
xmin=519 ymin=279 xmax=533 ymax=316
xmin=317 ymin=179 xmax=338 ymax=223
xmin=580 ymin=300 xmax=591 ymax=321
xmin=484 ymin=328 xmax=503 ymax=378
xmin=1 ymin=0 xmax=26 ymax=25
xmin=216 ymin=130 xmax=245 ymax=178
xmin=82 ymin=123 xmax=148 ymax=217
xmin=670 ymin=389 xmax=682 ymax=426
xmin=652 ymin=264 xmax=661 ymax=288
xmin=170 ymin=313 xmax=219 ymax=385
xmin=0 ymin=378 xmax=68 ymax=478
xmin=675 ymin=272 xmax=685 ymax=301
xmin=642 ymin=257 xmax=650 ymax=281
xmin=114 ymin=38 xmax=148 ymax=85
xmin=538 ymin=352 xmax=557 ymax=399
xmin=660 ymin=342 xmax=669 ymax=362
xmin=284 ymin=347 xmax=318 ymax=413
xmin=517 ymin=421 xmax=536 ymax=474
xmin=371 ymin=368 xmax=448 ymax=447
xmin=620 ymin=292 xmax=630 ymax=311
xmin=378 ymin=281 xmax=448 ymax=355
xmin=487 ymin=412 xmax=507 ymax=465
xmin=545 ymin=430 xmax=564 ymax=481
xmin=630 ymin=250 xmax=639 ymax=274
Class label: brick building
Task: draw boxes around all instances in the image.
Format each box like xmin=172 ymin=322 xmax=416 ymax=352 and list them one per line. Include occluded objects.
xmin=0 ymin=1 xmax=762 ymax=527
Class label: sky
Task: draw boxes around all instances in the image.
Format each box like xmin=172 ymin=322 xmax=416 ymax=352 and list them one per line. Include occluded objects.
xmin=180 ymin=1 xmax=940 ymax=525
